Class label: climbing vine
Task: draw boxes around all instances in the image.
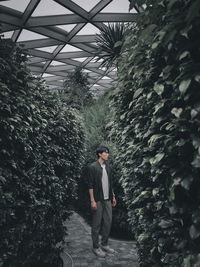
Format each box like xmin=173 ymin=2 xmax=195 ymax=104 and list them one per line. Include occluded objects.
xmin=109 ymin=0 xmax=200 ymax=266
xmin=0 ymin=38 xmax=84 ymax=266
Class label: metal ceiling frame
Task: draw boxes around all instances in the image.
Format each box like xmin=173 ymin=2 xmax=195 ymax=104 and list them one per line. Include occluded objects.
xmin=0 ymin=0 xmax=137 ymax=97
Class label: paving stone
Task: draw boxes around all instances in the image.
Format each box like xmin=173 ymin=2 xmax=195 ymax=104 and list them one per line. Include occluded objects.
xmin=62 ymin=212 xmax=139 ymax=267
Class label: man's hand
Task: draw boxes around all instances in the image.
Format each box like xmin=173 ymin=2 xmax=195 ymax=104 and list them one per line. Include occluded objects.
xmin=112 ymin=196 xmax=117 ymax=207
xmin=91 ymin=200 xmax=97 ymax=210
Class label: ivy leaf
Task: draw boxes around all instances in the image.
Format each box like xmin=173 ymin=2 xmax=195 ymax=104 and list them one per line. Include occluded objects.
xmin=148 ymin=134 xmax=164 ymax=146
xmin=138 ymin=233 xmax=149 ymax=244
xmin=189 ymin=225 xmax=200 ymax=240
xmin=179 ymin=79 xmax=191 ymax=94
xmin=180 ymin=176 xmax=193 ymax=190
xmin=179 ymin=51 xmax=190 ymax=61
xmin=194 ymin=74 xmax=200 ymax=83
xmin=191 ymin=109 xmax=198 ymax=119
xmin=152 ymin=188 xmax=160 ymax=197
xmin=133 ymin=88 xmax=143 ymax=99
xmin=192 ymin=137 xmax=200 ymax=149
xmin=159 ymin=219 xmax=173 ymax=229
xmin=191 ymin=156 xmax=200 ymax=168
xmin=152 ymin=41 xmax=160 ymax=49
xmin=171 ymin=107 xmax=183 ymax=118
xmin=150 ymin=153 xmax=165 ymax=165
xmin=154 ymin=83 xmax=164 ymax=95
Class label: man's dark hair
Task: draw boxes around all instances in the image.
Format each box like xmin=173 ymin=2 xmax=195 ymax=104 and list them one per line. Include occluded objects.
xmin=96 ymin=146 xmax=109 ymax=157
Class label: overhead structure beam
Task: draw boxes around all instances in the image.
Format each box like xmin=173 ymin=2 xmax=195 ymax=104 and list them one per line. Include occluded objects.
xmin=0 ymin=0 xmax=139 ymax=97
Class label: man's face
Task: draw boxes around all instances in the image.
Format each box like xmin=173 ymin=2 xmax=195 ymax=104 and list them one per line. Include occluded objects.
xmin=99 ymin=151 xmax=109 ymax=161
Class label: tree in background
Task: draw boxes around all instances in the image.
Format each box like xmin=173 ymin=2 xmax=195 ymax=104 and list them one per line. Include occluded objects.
xmin=62 ymin=66 xmax=93 ymax=110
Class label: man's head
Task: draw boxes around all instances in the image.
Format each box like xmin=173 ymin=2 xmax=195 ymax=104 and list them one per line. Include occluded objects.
xmin=96 ymin=146 xmax=109 ymax=161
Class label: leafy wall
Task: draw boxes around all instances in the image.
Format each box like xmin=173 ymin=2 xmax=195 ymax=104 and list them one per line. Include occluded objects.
xmin=109 ymin=0 xmax=200 ymax=266
xmin=0 ymin=38 xmax=84 ymax=266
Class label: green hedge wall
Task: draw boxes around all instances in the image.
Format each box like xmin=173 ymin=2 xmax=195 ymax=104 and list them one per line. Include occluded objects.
xmin=108 ymin=0 xmax=200 ymax=266
xmin=0 ymin=38 xmax=84 ymax=266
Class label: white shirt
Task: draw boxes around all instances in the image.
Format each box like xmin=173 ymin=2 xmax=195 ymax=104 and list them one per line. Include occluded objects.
xmin=101 ymin=164 xmax=109 ymax=200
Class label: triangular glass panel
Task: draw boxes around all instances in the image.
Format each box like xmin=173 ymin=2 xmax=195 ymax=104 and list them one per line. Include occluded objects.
xmin=72 ymin=57 xmax=87 ymax=62
xmin=77 ymin=23 xmax=100 ymax=35
xmin=50 ymin=61 xmax=66 ymax=66
xmin=17 ymin=29 xmax=47 ymax=42
xmin=102 ymin=76 xmax=111 ymax=79
xmin=0 ymin=0 xmax=30 ymax=12
xmin=83 ymin=69 xmax=91 ymax=73
xmin=42 ymin=73 xmax=54 ymax=77
xmin=1 ymin=31 xmax=14 ymax=39
xmin=101 ymin=0 xmax=136 ymax=13
xmin=35 ymin=45 xmax=57 ymax=53
xmin=72 ymin=0 xmax=100 ymax=12
xmin=56 ymin=24 xmax=76 ymax=32
xmin=32 ymin=0 xmax=73 ymax=16
xmin=60 ymin=44 xmax=82 ymax=52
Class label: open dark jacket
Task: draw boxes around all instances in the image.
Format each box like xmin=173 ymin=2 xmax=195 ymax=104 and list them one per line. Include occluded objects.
xmin=87 ymin=161 xmax=113 ymax=202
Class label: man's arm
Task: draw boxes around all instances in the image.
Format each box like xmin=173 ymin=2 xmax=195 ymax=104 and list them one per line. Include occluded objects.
xmin=89 ymin=188 xmax=97 ymax=210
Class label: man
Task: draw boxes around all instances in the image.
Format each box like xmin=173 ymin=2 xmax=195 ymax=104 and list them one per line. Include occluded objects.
xmin=87 ymin=146 xmax=117 ymax=258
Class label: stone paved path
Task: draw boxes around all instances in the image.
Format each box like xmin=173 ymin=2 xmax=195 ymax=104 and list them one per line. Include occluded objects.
xmin=61 ymin=212 xmax=139 ymax=267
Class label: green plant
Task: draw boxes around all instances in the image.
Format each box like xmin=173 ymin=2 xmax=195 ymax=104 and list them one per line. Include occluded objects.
xmin=108 ymin=0 xmax=200 ymax=266
xmin=0 ymin=38 xmax=84 ymax=266
xmin=96 ymin=23 xmax=126 ymax=70
xmin=62 ymin=66 xmax=93 ymax=110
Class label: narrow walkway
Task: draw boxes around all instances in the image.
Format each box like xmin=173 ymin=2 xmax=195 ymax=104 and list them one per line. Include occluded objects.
xmin=61 ymin=212 xmax=139 ymax=267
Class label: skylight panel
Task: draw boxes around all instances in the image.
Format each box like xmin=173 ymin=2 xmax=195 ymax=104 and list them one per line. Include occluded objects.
xmin=60 ymin=44 xmax=82 ymax=52
xmin=17 ymin=29 xmax=48 ymax=42
xmin=56 ymin=24 xmax=76 ymax=32
xmin=35 ymin=45 xmax=58 ymax=53
xmin=42 ymin=73 xmax=54 ymax=77
xmin=50 ymin=61 xmax=66 ymax=66
xmin=102 ymin=76 xmax=111 ymax=79
xmin=83 ymin=69 xmax=91 ymax=73
xmin=72 ymin=57 xmax=87 ymax=62
xmin=32 ymin=0 xmax=73 ymax=16
xmin=1 ymin=31 xmax=14 ymax=39
xmin=101 ymin=0 xmax=137 ymax=13
xmin=72 ymin=0 xmax=99 ymax=12
xmin=0 ymin=0 xmax=30 ymax=12
xmin=77 ymin=23 xmax=100 ymax=35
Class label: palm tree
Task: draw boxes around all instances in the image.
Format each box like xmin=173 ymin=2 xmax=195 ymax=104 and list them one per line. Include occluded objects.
xmin=95 ymin=23 xmax=126 ymax=70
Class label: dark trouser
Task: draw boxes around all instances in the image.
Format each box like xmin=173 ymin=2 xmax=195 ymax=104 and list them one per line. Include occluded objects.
xmin=91 ymin=200 xmax=112 ymax=249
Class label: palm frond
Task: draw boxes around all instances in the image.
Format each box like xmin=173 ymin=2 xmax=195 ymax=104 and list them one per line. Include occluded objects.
xmin=95 ymin=23 xmax=126 ymax=69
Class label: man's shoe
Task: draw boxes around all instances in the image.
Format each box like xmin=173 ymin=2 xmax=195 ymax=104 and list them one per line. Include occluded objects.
xmin=92 ymin=247 xmax=106 ymax=258
xmin=101 ymin=245 xmax=115 ymax=253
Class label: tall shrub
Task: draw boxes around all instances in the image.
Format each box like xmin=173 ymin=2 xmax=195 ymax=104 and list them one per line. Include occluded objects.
xmin=109 ymin=0 xmax=200 ymax=266
xmin=0 ymin=38 xmax=84 ymax=266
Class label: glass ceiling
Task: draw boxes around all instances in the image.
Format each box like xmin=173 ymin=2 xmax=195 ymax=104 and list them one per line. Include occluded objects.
xmin=0 ymin=0 xmax=137 ymax=97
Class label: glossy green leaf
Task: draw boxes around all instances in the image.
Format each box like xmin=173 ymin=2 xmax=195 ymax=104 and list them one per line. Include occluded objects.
xmin=179 ymin=79 xmax=191 ymax=94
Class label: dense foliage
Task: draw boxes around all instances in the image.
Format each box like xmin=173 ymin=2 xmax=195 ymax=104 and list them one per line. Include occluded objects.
xmin=0 ymin=38 xmax=84 ymax=266
xmin=108 ymin=0 xmax=200 ymax=266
